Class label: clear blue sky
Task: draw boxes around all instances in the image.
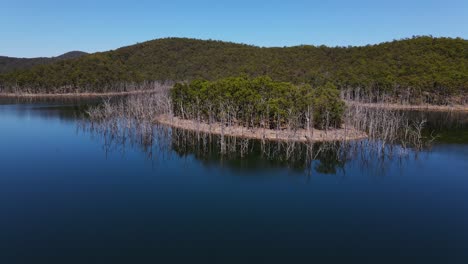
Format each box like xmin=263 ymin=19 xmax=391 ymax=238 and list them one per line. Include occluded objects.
xmin=1 ymin=0 xmax=467 ymax=57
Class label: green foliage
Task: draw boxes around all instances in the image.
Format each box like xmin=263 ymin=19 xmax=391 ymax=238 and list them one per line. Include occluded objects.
xmin=171 ymin=76 xmax=344 ymax=129
xmin=0 ymin=36 xmax=466 ymax=99
xmin=311 ymin=83 xmax=345 ymax=129
xmin=0 ymin=51 xmax=87 ymax=74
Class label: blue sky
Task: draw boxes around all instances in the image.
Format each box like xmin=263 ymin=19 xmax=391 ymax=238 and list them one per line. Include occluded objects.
xmin=1 ymin=0 xmax=467 ymax=57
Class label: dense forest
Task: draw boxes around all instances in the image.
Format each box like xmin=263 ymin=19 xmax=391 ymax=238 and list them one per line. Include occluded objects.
xmin=0 ymin=36 xmax=466 ymax=103
xmin=171 ymin=76 xmax=344 ymax=129
xmin=0 ymin=51 xmax=87 ymax=74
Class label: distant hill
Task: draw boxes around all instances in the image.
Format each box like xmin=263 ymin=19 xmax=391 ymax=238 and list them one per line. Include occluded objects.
xmin=0 ymin=51 xmax=87 ymax=73
xmin=55 ymin=51 xmax=88 ymax=60
xmin=0 ymin=36 xmax=466 ymax=103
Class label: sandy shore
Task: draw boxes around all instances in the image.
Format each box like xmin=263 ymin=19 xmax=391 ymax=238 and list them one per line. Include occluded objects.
xmin=346 ymin=101 xmax=468 ymax=112
xmin=154 ymin=114 xmax=368 ymax=142
xmin=0 ymin=89 xmax=157 ymax=99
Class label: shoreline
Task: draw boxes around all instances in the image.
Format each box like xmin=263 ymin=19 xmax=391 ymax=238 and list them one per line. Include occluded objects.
xmin=0 ymin=89 xmax=157 ymax=99
xmin=346 ymin=101 xmax=468 ymax=112
xmin=1 ymin=91 xmax=466 ymax=113
xmin=154 ymin=114 xmax=368 ymax=142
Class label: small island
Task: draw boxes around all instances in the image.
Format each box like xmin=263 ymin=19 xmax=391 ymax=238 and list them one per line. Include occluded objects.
xmin=155 ymin=76 xmax=366 ymax=142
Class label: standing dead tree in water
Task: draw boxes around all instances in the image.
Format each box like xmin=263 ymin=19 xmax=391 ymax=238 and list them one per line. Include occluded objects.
xmin=83 ymin=78 xmax=433 ymax=174
xmin=84 ymin=82 xmax=173 ymax=157
xmin=0 ymin=80 xmax=175 ymax=95
xmin=342 ymin=88 xmax=431 ymax=153
xmin=87 ymin=82 xmax=172 ymax=121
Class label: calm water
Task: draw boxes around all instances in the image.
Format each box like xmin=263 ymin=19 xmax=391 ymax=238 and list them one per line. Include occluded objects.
xmin=1 ymin=100 xmax=468 ymax=263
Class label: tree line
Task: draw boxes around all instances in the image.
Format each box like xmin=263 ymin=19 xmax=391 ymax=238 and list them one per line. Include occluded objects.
xmin=0 ymin=36 xmax=466 ymax=103
xmin=0 ymin=51 xmax=87 ymax=74
xmin=171 ymin=76 xmax=344 ymax=129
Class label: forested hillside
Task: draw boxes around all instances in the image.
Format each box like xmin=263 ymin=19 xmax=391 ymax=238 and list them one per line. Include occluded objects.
xmin=0 ymin=51 xmax=87 ymax=74
xmin=0 ymin=36 xmax=466 ymax=103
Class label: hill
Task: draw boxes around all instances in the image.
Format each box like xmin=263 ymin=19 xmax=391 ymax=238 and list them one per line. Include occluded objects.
xmin=0 ymin=51 xmax=87 ymax=73
xmin=0 ymin=36 xmax=466 ymax=103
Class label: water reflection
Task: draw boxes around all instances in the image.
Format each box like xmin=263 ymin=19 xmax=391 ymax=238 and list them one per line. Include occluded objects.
xmin=78 ymin=118 xmax=428 ymax=178
xmin=74 ymin=97 xmax=468 ymax=176
xmin=2 ymin=101 xmax=468 ymax=263
xmin=3 ymin=98 xmax=466 ymax=175
xmin=0 ymin=98 xmax=95 ymax=123
xmin=407 ymin=110 xmax=468 ymax=143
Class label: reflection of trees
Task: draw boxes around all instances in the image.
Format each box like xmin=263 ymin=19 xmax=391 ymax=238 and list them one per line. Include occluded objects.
xmin=0 ymin=97 xmax=96 ymax=122
xmin=79 ymin=114 xmax=430 ymax=177
xmin=407 ymin=111 xmax=468 ymax=130
xmin=76 ymin=90 xmax=443 ymax=176
xmin=409 ymin=111 xmax=468 ymax=144
xmin=81 ymin=117 xmax=350 ymax=174
xmin=314 ymin=148 xmax=346 ymax=174
xmin=170 ymin=128 xmax=350 ymax=174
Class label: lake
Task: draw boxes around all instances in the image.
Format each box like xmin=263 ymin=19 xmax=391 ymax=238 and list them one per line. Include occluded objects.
xmin=1 ymin=99 xmax=467 ymax=263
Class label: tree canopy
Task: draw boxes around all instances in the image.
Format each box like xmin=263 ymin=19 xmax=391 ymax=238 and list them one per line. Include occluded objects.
xmin=171 ymin=76 xmax=345 ymax=129
xmin=0 ymin=36 xmax=466 ymax=101
xmin=0 ymin=51 xmax=87 ymax=74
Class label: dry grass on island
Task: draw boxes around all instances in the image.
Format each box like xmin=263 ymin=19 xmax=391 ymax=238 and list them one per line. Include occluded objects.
xmin=346 ymin=101 xmax=468 ymax=113
xmin=0 ymin=89 xmax=156 ymax=99
xmin=0 ymin=82 xmax=173 ymax=99
xmin=154 ymin=114 xmax=367 ymax=142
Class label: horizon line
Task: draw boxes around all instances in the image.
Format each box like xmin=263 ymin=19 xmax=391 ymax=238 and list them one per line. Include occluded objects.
xmin=2 ymin=35 xmax=466 ymax=59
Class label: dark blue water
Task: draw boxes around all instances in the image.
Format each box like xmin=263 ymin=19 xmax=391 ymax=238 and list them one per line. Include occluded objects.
xmin=1 ymin=102 xmax=468 ymax=263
